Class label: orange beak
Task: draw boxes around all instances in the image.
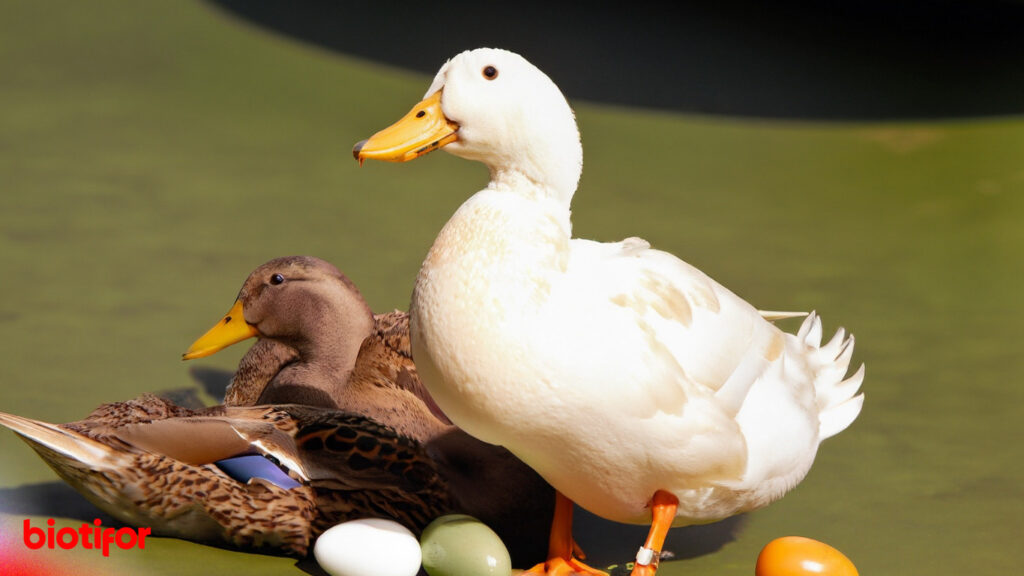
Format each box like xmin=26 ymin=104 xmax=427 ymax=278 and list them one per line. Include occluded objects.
xmin=353 ymin=90 xmax=459 ymax=165
xmin=182 ymin=299 xmax=259 ymax=360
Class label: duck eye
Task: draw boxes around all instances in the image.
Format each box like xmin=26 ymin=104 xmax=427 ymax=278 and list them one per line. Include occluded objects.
xmin=482 ymin=65 xmax=498 ymax=80
xmin=270 ymin=273 xmax=285 ymax=285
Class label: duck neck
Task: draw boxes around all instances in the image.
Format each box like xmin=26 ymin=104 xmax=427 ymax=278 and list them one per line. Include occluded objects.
xmin=296 ymin=295 xmax=375 ymax=387
xmin=484 ymin=130 xmax=582 ymax=208
xmin=260 ymin=294 xmax=374 ymax=407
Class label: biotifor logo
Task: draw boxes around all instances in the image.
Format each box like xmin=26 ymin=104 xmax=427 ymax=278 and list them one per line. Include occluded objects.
xmin=23 ymin=518 xmax=151 ymax=556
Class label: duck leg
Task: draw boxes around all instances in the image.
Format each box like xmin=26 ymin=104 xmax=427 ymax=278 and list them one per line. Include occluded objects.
xmin=629 ymin=490 xmax=678 ymax=576
xmin=523 ymin=491 xmax=607 ymax=576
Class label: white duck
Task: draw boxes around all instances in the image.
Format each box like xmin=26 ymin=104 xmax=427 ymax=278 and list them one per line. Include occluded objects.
xmin=354 ymin=48 xmax=864 ymax=576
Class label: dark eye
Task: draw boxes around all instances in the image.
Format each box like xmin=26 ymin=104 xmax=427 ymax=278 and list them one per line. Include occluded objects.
xmin=270 ymin=273 xmax=285 ymax=285
xmin=482 ymin=65 xmax=498 ymax=80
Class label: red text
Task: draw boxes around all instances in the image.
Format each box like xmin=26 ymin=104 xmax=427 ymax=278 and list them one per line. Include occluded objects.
xmin=23 ymin=518 xmax=151 ymax=557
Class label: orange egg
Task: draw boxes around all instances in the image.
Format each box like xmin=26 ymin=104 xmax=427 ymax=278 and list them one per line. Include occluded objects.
xmin=755 ymin=536 xmax=859 ymax=576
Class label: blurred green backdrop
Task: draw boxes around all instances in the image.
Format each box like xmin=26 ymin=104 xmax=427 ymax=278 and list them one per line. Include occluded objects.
xmin=1 ymin=1 xmax=1022 ymax=575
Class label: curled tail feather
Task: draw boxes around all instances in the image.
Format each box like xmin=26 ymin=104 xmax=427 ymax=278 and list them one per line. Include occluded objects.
xmin=797 ymin=312 xmax=865 ymax=441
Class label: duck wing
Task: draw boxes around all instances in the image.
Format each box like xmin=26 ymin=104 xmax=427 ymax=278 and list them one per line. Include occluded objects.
xmin=562 ymin=237 xmax=784 ymax=411
xmin=249 ymin=404 xmax=453 ymax=529
xmin=48 ymin=397 xmax=445 ymax=497
xmin=216 ymin=405 xmax=448 ymax=496
xmin=564 ymin=237 xmax=862 ymax=420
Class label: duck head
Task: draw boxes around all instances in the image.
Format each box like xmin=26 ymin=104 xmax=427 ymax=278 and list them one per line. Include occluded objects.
xmin=354 ymin=48 xmax=583 ymax=206
xmin=182 ymin=256 xmax=374 ymax=364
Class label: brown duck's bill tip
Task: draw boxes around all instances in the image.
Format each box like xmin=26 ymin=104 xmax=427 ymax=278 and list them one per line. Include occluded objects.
xmin=352 ymin=139 xmax=367 ymax=160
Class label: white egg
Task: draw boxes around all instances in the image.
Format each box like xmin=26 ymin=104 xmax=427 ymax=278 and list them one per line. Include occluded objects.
xmin=314 ymin=518 xmax=422 ymax=576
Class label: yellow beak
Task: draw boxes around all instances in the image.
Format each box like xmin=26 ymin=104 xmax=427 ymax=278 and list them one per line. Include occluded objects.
xmin=182 ymin=299 xmax=260 ymax=360
xmin=353 ymin=90 xmax=459 ymax=164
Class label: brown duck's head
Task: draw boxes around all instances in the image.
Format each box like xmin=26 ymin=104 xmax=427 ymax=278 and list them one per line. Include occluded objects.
xmin=182 ymin=256 xmax=374 ymax=361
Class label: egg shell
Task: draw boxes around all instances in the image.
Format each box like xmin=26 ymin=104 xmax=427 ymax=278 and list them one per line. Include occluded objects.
xmin=314 ymin=518 xmax=422 ymax=576
xmin=420 ymin=514 xmax=512 ymax=576
xmin=755 ymin=536 xmax=858 ymax=576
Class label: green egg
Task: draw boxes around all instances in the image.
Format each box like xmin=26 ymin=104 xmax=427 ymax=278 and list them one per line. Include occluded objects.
xmin=420 ymin=514 xmax=512 ymax=576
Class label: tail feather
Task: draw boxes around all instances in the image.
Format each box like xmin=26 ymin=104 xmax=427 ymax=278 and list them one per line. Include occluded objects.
xmin=819 ymin=327 xmax=847 ymax=359
xmin=793 ymin=313 xmax=866 ymax=441
xmin=801 ymin=312 xmax=824 ymax=348
xmin=819 ymin=392 xmax=864 ymax=441
xmin=0 ymin=411 xmax=130 ymax=469
xmin=819 ymin=362 xmax=864 ymax=409
xmin=759 ymin=310 xmax=809 ymax=321
xmin=815 ymin=335 xmax=856 ymax=390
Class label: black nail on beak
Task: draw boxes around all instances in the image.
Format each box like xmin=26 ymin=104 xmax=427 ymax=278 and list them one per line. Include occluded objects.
xmin=352 ymin=140 xmax=367 ymax=160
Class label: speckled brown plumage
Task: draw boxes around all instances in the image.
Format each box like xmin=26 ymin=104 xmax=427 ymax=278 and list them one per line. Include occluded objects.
xmin=0 ymin=394 xmax=451 ymax=556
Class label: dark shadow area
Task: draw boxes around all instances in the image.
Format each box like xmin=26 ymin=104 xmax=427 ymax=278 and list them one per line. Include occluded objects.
xmin=207 ymin=0 xmax=1024 ymax=120
xmin=155 ymin=365 xmax=234 ymax=408
xmin=294 ymin=556 xmax=331 ymax=576
xmin=574 ymin=506 xmax=746 ymax=568
xmin=186 ymin=365 xmax=233 ymax=401
xmin=154 ymin=386 xmax=209 ymax=410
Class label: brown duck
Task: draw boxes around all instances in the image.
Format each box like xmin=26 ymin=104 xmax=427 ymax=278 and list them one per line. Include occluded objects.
xmin=183 ymin=255 xmax=555 ymax=562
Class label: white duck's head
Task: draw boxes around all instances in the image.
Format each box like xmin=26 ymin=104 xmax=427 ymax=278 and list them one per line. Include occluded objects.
xmin=355 ymin=48 xmax=583 ymax=205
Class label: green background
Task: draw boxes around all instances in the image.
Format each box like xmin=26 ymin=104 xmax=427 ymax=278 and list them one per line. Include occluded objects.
xmin=1 ymin=2 xmax=1022 ymax=574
